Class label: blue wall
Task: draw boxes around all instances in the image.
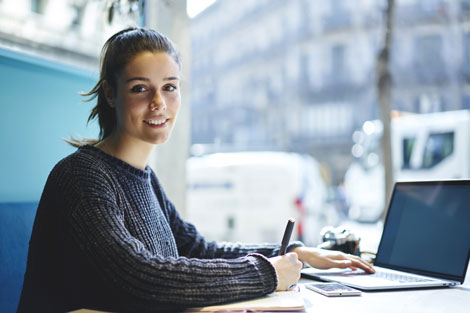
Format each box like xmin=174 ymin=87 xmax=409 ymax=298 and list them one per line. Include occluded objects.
xmin=0 ymin=47 xmax=98 ymax=202
xmin=0 ymin=47 xmax=98 ymax=312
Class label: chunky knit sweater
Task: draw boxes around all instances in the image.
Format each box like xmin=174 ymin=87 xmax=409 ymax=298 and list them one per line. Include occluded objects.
xmin=18 ymin=145 xmax=300 ymax=313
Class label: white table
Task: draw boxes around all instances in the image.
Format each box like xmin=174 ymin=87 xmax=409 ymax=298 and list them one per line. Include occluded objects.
xmin=300 ymin=266 xmax=470 ymax=313
xmin=299 ymin=221 xmax=469 ymax=313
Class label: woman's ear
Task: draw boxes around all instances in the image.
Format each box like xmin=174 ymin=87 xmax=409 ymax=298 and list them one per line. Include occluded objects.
xmin=102 ymin=80 xmax=115 ymax=108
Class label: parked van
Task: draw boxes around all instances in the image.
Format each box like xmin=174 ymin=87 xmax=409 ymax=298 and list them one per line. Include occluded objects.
xmin=392 ymin=110 xmax=470 ymax=181
xmin=343 ymin=110 xmax=470 ymax=222
xmin=186 ymin=152 xmax=334 ymax=246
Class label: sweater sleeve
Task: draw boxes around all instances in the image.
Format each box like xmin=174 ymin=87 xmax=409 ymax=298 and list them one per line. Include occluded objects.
xmin=58 ymin=163 xmax=277 ymax=310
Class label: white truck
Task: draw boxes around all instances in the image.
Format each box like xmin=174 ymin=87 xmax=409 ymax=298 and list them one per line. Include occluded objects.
xmin=344 ymin=110 xmax=470 ymax=222
xmin=392 ymin=110 xmax=470 ymax=181
xmin=186 ymin=151 xmax=335 ymax=246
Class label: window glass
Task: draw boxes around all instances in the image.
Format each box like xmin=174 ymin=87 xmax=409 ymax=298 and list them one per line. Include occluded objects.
xmin=188 ymin=0 xmax=470 ymax=240
xmin=402 ymin=137 xmax=416 ymax=169
xmin=422 ymin=132 xmax=454 ymax=169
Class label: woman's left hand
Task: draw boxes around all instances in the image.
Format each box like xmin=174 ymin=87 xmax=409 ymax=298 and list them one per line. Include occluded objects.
xmin=292 ymin=246 xmax=375 ymax=274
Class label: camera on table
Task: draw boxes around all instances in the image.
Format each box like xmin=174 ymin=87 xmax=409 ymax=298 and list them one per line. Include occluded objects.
xmin=317 ymin=226 xmax=361 ymax=256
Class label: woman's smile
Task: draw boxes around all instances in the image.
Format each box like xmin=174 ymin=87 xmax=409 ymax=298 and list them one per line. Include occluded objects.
xmin=143 ymin=117 xmax=169 ymax=127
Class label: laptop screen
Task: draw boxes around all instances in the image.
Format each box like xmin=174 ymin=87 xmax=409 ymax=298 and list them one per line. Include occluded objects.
xmin=375 ymin=181 xmax=470 ymax=281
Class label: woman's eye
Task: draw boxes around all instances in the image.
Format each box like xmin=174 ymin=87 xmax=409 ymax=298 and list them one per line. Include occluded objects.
xmin=131 ymin=85 xmax=147 ymax=93
xmin=164 ymin=84 xmax=177 ymax=92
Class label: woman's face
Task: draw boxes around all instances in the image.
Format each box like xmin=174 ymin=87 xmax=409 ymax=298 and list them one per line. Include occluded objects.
xmin=107 ymin=51 xmax=181 ymax=146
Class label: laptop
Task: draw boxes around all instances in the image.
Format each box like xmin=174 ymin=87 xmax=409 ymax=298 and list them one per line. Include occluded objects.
xmin=302 ymin=180 xmax=470 ymax=290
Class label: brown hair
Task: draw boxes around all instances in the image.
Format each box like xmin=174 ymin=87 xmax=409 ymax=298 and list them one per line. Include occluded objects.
xmin=67 ymin=27 xmax=181 ymax=147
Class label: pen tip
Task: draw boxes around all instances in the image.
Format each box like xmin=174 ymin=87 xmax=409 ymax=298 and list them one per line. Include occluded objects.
xmin=289 ymin=217 xmax=295 ymax=223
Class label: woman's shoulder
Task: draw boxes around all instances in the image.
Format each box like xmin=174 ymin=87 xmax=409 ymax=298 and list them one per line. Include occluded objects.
xmin=50 ymin=145 xmax=112 ymax=182
xmin=57 ymin=145 xmax=105 ymax=169
xmin=44 ymin=145 xmax=119 ymax=201
xmin=39 ymin=146 xmax=120 ymax=215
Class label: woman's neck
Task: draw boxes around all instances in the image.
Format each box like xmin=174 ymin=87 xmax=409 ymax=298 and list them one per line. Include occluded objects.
xmin=95 ymin=133 xmax=154 ymax=170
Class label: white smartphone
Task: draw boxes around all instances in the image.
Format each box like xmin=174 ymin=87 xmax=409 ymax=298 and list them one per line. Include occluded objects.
xmin=305 ymin=282 xmax=362 ymax=297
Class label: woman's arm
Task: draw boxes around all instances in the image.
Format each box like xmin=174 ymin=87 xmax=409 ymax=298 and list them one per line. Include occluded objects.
xmin=60 ymin=165 xmax=277 ymax=310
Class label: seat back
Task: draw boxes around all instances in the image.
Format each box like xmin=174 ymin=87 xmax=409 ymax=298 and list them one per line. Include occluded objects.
xmin=0 ymin=202 xmax=37 ymax=313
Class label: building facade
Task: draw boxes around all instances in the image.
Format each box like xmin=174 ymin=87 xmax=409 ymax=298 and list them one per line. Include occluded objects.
xmin=190 ymin=0 xmax=470 ymax=183
xmin=0 ymin=0 xmax=142 ymax=71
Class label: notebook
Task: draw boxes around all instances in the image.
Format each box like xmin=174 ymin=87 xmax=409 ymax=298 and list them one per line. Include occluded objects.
xmin=186 ymin=289 xmax=305 ymax=312
xmin=71 ymin=290 xmax=305 ymax=313
xmin=302 ymin=180 xmax=470 ymax=290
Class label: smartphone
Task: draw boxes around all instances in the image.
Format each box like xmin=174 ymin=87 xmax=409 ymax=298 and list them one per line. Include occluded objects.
xmin=305 ymin=282 xmax=361 ymax=297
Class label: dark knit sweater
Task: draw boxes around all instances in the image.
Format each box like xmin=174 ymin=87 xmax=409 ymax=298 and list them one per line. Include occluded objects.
xmin=17 ymin=145 xmax=299 ymax=313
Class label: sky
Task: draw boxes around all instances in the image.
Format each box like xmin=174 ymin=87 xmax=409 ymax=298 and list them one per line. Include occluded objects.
xmin=186 ymin=0 xmax=216 ymax=18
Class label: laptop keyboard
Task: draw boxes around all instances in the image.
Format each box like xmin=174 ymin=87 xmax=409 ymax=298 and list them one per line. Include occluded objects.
xmin=372 ymin=271 xmax=432 ymax=283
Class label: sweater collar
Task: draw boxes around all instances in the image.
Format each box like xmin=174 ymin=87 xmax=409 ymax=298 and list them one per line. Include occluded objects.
xmin=79 ymin=144 xmax=152 ymax=180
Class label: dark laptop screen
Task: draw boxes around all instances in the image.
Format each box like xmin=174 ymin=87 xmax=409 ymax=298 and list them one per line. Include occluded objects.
xmin=375 ymin=181 xmax=470 ymax=280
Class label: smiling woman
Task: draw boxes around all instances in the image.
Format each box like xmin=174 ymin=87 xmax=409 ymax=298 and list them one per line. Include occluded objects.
xmin=17 ymin=27 xmax=374 ymax=313
xmin=16 ymin=27 xmax=285 ymax=313
xmin=97 ymin=51 xmax=181 ymax=169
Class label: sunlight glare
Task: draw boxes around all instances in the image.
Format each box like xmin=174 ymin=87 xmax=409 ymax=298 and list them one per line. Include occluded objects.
xmin=186 ymin=0 xmax=216 ymax=18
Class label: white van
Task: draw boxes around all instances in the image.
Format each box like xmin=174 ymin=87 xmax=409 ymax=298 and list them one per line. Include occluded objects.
xmin=186 ymin=152 xmax=334 ymax=246
xmin=392 ymin=110 xmax=470 ymax=181
xmin=343 ymin=110 xmax=470 ymax=222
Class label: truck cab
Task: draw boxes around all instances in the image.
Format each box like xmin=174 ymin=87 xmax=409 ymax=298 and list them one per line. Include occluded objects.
xmin=343 ymin=110 xmax=470 ymax=222
xmin=392 ymin=110 xmax=470 ymax=181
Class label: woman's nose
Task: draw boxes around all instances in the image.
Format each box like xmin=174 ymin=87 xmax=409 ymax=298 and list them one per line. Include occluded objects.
xmin=149 ymin=91 xmax=166 ymax=111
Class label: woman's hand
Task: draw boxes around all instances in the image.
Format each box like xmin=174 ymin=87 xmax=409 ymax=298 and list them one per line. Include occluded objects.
xmin=292 ymin=246 xmax=375 ymax=274
xmin=268 ymin=252 xmax=303 ymax=291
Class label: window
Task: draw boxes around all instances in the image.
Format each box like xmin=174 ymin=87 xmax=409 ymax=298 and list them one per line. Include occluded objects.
xmin=402 ymin=137 xmax=416 ymax=169
xmin=413 ymin=34 xmax=446 ymax=84
xmin=422 ymin=132 xmax=454 ymax=169
xmin=462 ymin=33 xmax=470 ymax=80
xmin=30 ymin=0 xmax=46 ymax=14
xmin=332 ymin=45 xmax=346 ymax=75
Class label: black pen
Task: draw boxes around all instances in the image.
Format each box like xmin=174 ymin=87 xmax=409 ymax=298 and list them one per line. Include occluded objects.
xmin=279 ymin=218 xmax=295 ymax=255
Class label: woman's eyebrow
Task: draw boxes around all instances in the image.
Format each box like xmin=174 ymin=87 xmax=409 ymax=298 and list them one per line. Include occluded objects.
xmin=163 ymin=76 xmax=180 ymax=81
xmin=125 ymin=76 xmax=180 ymax=83
xmin=126 ymin=77 xmax=149 ymax=83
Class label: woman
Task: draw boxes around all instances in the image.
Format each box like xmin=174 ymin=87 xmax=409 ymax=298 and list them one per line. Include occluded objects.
xmin=18 ymin=28 xmax=374 ymax=313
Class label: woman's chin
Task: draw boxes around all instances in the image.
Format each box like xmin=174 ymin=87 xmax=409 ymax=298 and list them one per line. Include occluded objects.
xmin=147 ymin=135 xmax=170 ymax=145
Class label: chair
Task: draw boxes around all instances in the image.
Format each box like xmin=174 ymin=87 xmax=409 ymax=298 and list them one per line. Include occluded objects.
xmin=0 ymin=202 xmax=37 ymax=313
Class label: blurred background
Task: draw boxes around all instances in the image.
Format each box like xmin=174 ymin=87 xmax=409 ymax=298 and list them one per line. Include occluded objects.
xmin=1 ymin=0 xmax=470 ymax=254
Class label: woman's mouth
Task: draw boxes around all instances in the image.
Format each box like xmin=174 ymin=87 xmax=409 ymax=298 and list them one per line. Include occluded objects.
xmin=144 ymin=118 xmax=168 ymax=127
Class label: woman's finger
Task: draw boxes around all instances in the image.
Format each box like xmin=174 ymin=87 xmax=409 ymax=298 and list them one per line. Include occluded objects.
xmin=349 ymin=257 xmax=375 ymax=273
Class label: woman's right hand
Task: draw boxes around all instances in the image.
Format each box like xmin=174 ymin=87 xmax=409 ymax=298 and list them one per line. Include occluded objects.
xmin=268 ymin=252 xmax=303 ymax=291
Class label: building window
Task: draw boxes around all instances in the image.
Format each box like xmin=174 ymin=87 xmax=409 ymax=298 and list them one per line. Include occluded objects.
xmin=462 ymin=33 xmax=470 ymax=80
xmin=413 ymin=34 xmax=446 ymax=84
xmin=331 ymin=44 xmax=346 ymax=82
